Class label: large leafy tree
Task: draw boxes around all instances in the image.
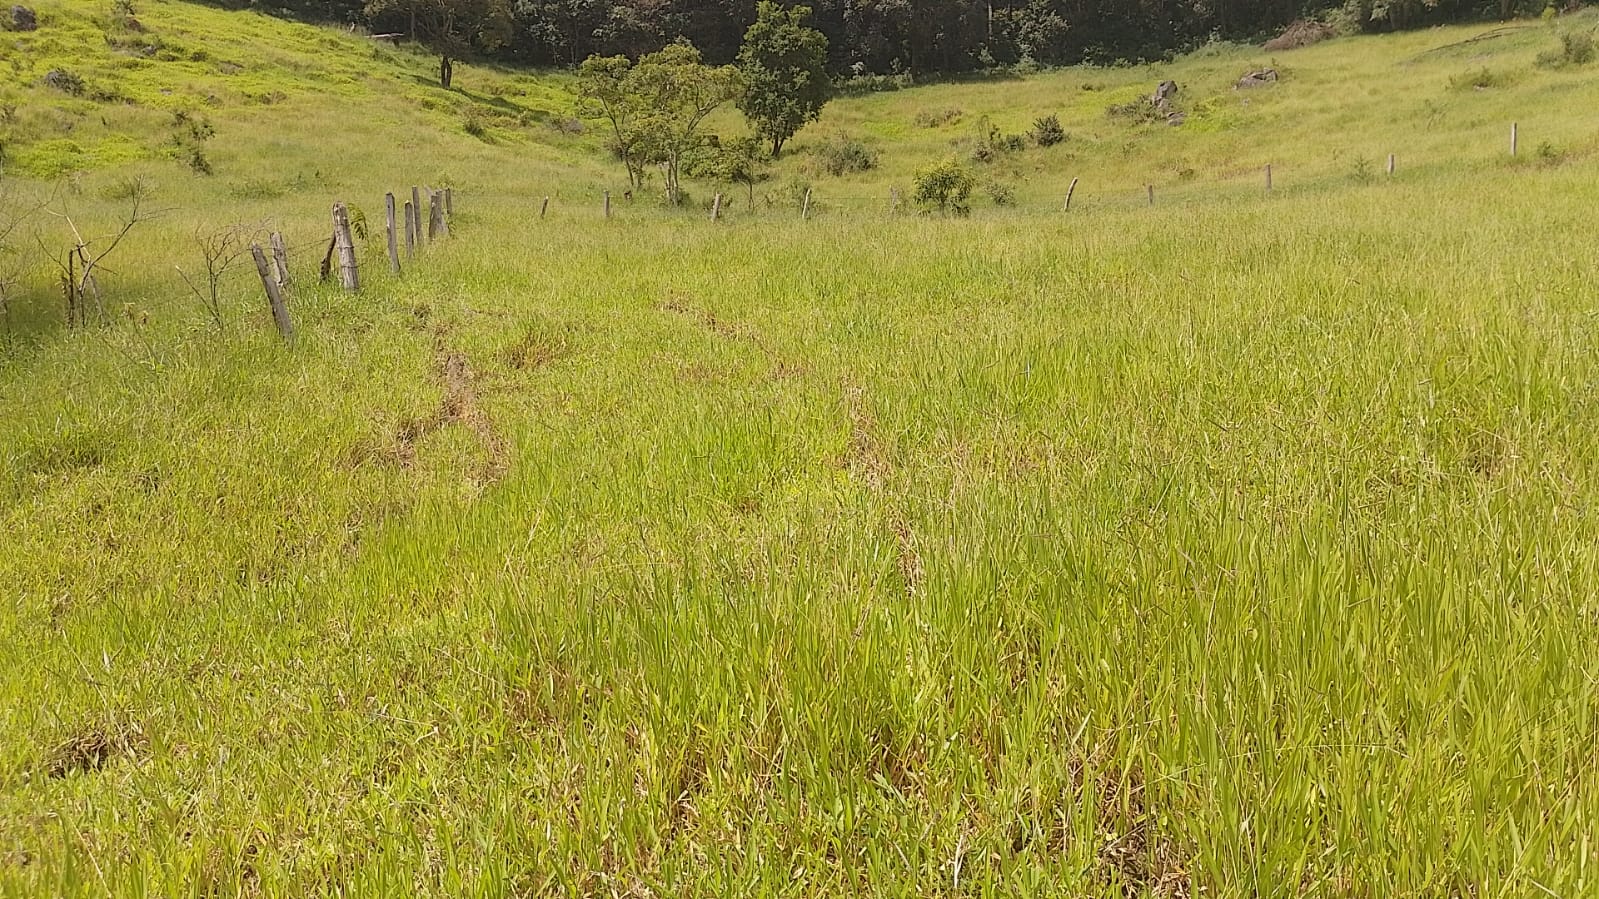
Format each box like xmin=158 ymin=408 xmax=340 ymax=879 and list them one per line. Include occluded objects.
xmin=578 ymin=43 xmax=744 ymax=206
xmin=364 ymin=0 xmax=514 ymax=88
xmin=737 ymin=1 xmax=830 ymax=157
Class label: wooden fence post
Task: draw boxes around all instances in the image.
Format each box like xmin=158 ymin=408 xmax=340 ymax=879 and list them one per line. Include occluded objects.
xmin=270 ymin=231 xmax=290 ymax=288
xmin=1265 ymin=164 xmax=1273 ymax=192
xmin=332 ymin=202 xmax=359 ymax=292
xmin=711 ymin=192 xmax=722 ymax=222
xmin=541 ymin=197 xmax=550 ymax=219
xmin=1147 ymin=184 xmax=1155 ymax=207
xmin=411 ymin=186 xmax=424 ymax=243
xmin=604 ymin=190 xmax=612 ymax=220
xmin=1387 ymin=154 xmax=1396 ymax=176
xmin=1510 ymin=122 xmax=1518 ymax=156
xmin=1063 ymin=177 xmax=1078 ymax=212
xmin=385 ymin=192 xmax=401 ymax=274
xmin=428 ymin=191 xmax=447 ymax=240
xmin=444 ymin=187 xmax=453 ymax=219
xmin=403 ymin=202 xmax=415 ymax=257
xmin=251 ymin=243 xmax=295 ymax=345
xmin=801 ymin=189 xmax=812 ymax=220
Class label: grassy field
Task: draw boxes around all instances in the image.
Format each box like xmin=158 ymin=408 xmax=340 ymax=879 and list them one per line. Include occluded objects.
xmin=4 ymin=2 xmax=1599 ymax=896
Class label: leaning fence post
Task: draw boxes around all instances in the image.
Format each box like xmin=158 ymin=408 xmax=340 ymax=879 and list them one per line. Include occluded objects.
xmin=1063 ymin=177 xmax=1079 ymax=212
xmin=1387 ymin=153 xmax=1396 ymax=176
xmin=269 ymin=231 xmax=290 ymax=288
xmin=251 ymin=243 xmax=295 ymax=345
xmin=801 ymin=188 xmax=812 ymax=220
xmin=385 ymin=192 xmax=401 ymax=274
xmin=332 ymin=202 xmax=359 ymax=292
xmin=541 ymin=196 xmax=550 ymax=219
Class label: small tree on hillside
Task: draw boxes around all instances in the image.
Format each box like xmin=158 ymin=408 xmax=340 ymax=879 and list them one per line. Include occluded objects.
xmin=578 ymin=44 xmax=743 ymax=206
xmin=913 ymin=158 xmax=974 ymax=216
xmin=701 ymin=135 xmax=770 ymax=208
xmin=577 ymin=53 xmax=650 ymax=190
xmin=364 ymin=0 xmax=513 ymax=88
xmin=737 ymin=2 xmax=830 ymax=158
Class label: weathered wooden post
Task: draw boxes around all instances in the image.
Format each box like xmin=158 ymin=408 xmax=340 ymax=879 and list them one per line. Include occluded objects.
xmin=1265 ymin=164 xmax=1273 ymax=192
xmin=1147 ymin=184 xmax=1155 ymax=206
xmin=1510 ymin=122 xmax=1518 ymax=156
xmin=332 ymin=202 xmax=359 ymax=292
xmin=604 ymin=190 xmax=612 ymax=220
xmin=270 ymin=231 xmax=290 ymax=288
xmin=427 ymin=191 xmax=445 ymax=240
xmin=444 ymin=187 xmax=453 ymax=219
xmin=801 ymin=188 xmax=812 ymax=220
xmin=711 ymin=192 xmax=722 ymax=222
xmin=251 ymin=243 xmax=295 ymax=345
xmin=384 ymin=192 xmax=401 ymax=274
xmin=1063 ymin=177 xmax=1079 ymax=212
xmin=540 ymin=197 xmax=550 ymax=219
xmin=1387 ymin=154 xmax=1396 ymax=176
xmin=411 ymin=186 xmax=424 ymax=243
xmin=403 ymin=202 xmax=415 ymax=257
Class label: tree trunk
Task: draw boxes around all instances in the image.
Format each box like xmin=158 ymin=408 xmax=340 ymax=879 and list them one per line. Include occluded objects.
xmin=439 ymin=55 xmax=453 ymax=88
xmin=772 ymin=135 xmax=785 ymax=157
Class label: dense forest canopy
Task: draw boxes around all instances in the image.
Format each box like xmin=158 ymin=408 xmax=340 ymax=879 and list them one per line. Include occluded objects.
xmin=217 ymin=0 xmax=1561 ymax=73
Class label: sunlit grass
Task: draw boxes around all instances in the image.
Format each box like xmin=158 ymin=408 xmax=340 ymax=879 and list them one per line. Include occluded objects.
xmin=3 ymin=2 xmax=1599 ymax=896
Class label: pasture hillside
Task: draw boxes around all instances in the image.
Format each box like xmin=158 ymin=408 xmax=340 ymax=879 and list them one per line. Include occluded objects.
xmin=2 ymin=3 xmax=1599 ymax=896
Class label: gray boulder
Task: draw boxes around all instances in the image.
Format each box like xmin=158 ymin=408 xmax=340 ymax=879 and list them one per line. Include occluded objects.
xmin=11 ymin=5 xmax=36 ymax=31
xmin=1235 ymin=68 xmax=1279 ymax=89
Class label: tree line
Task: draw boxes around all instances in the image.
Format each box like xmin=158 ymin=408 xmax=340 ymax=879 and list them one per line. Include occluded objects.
xmin=220 ymin=0 xmax=1554 ymax=78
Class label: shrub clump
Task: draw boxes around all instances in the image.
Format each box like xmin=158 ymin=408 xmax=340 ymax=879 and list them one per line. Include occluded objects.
xmin=43 ymin=69 xmax=86 ymax=96
xmin=913 ymin=158 xmax=975 ymax=216
xmin=814 ymin=134 xmax=878 ymax=176
xmin=914 ymin=107 xmax=963 ymax=128
xmin=169 ymin=109 xmax=215 ymax=174
xmin=1448 ymin=67 xmax=1518 ymax=91
xmin=1032 ymin=114 xmax=1066 ymax=147
xmin=1536 ymin=31 xmax=1595 ymax=69
xmin=967 ymin=117 xmax=1026 ymax=163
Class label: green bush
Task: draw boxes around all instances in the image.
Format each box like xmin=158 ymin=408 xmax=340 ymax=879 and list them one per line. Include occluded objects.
xmin=985 ymin=179 xmax=1016 ymax=206
xmin=815 ymin=134 xmax=878 ymax=176
xmin=1537 ymin=31 xmax=1595 ymax=68
xmin=913 ymin=158 xmax=975 ymax=216
xmin=1106 ymin=97 xmax=1167 ymax=124
xmin=462 ymin=106 xmax=491 ymax=139
xmin=914 ymin=107 xmax=963 ymax=128
xmin=1032 ymin=114 xmax=1066 ymax=147
xmin=1448 ymin=67 xmax=1518 ymax=90
xmin=968 ymin=117 xmax=1026 ymax=163
xmin=43 ymin=69 xmax=86 ymax=96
